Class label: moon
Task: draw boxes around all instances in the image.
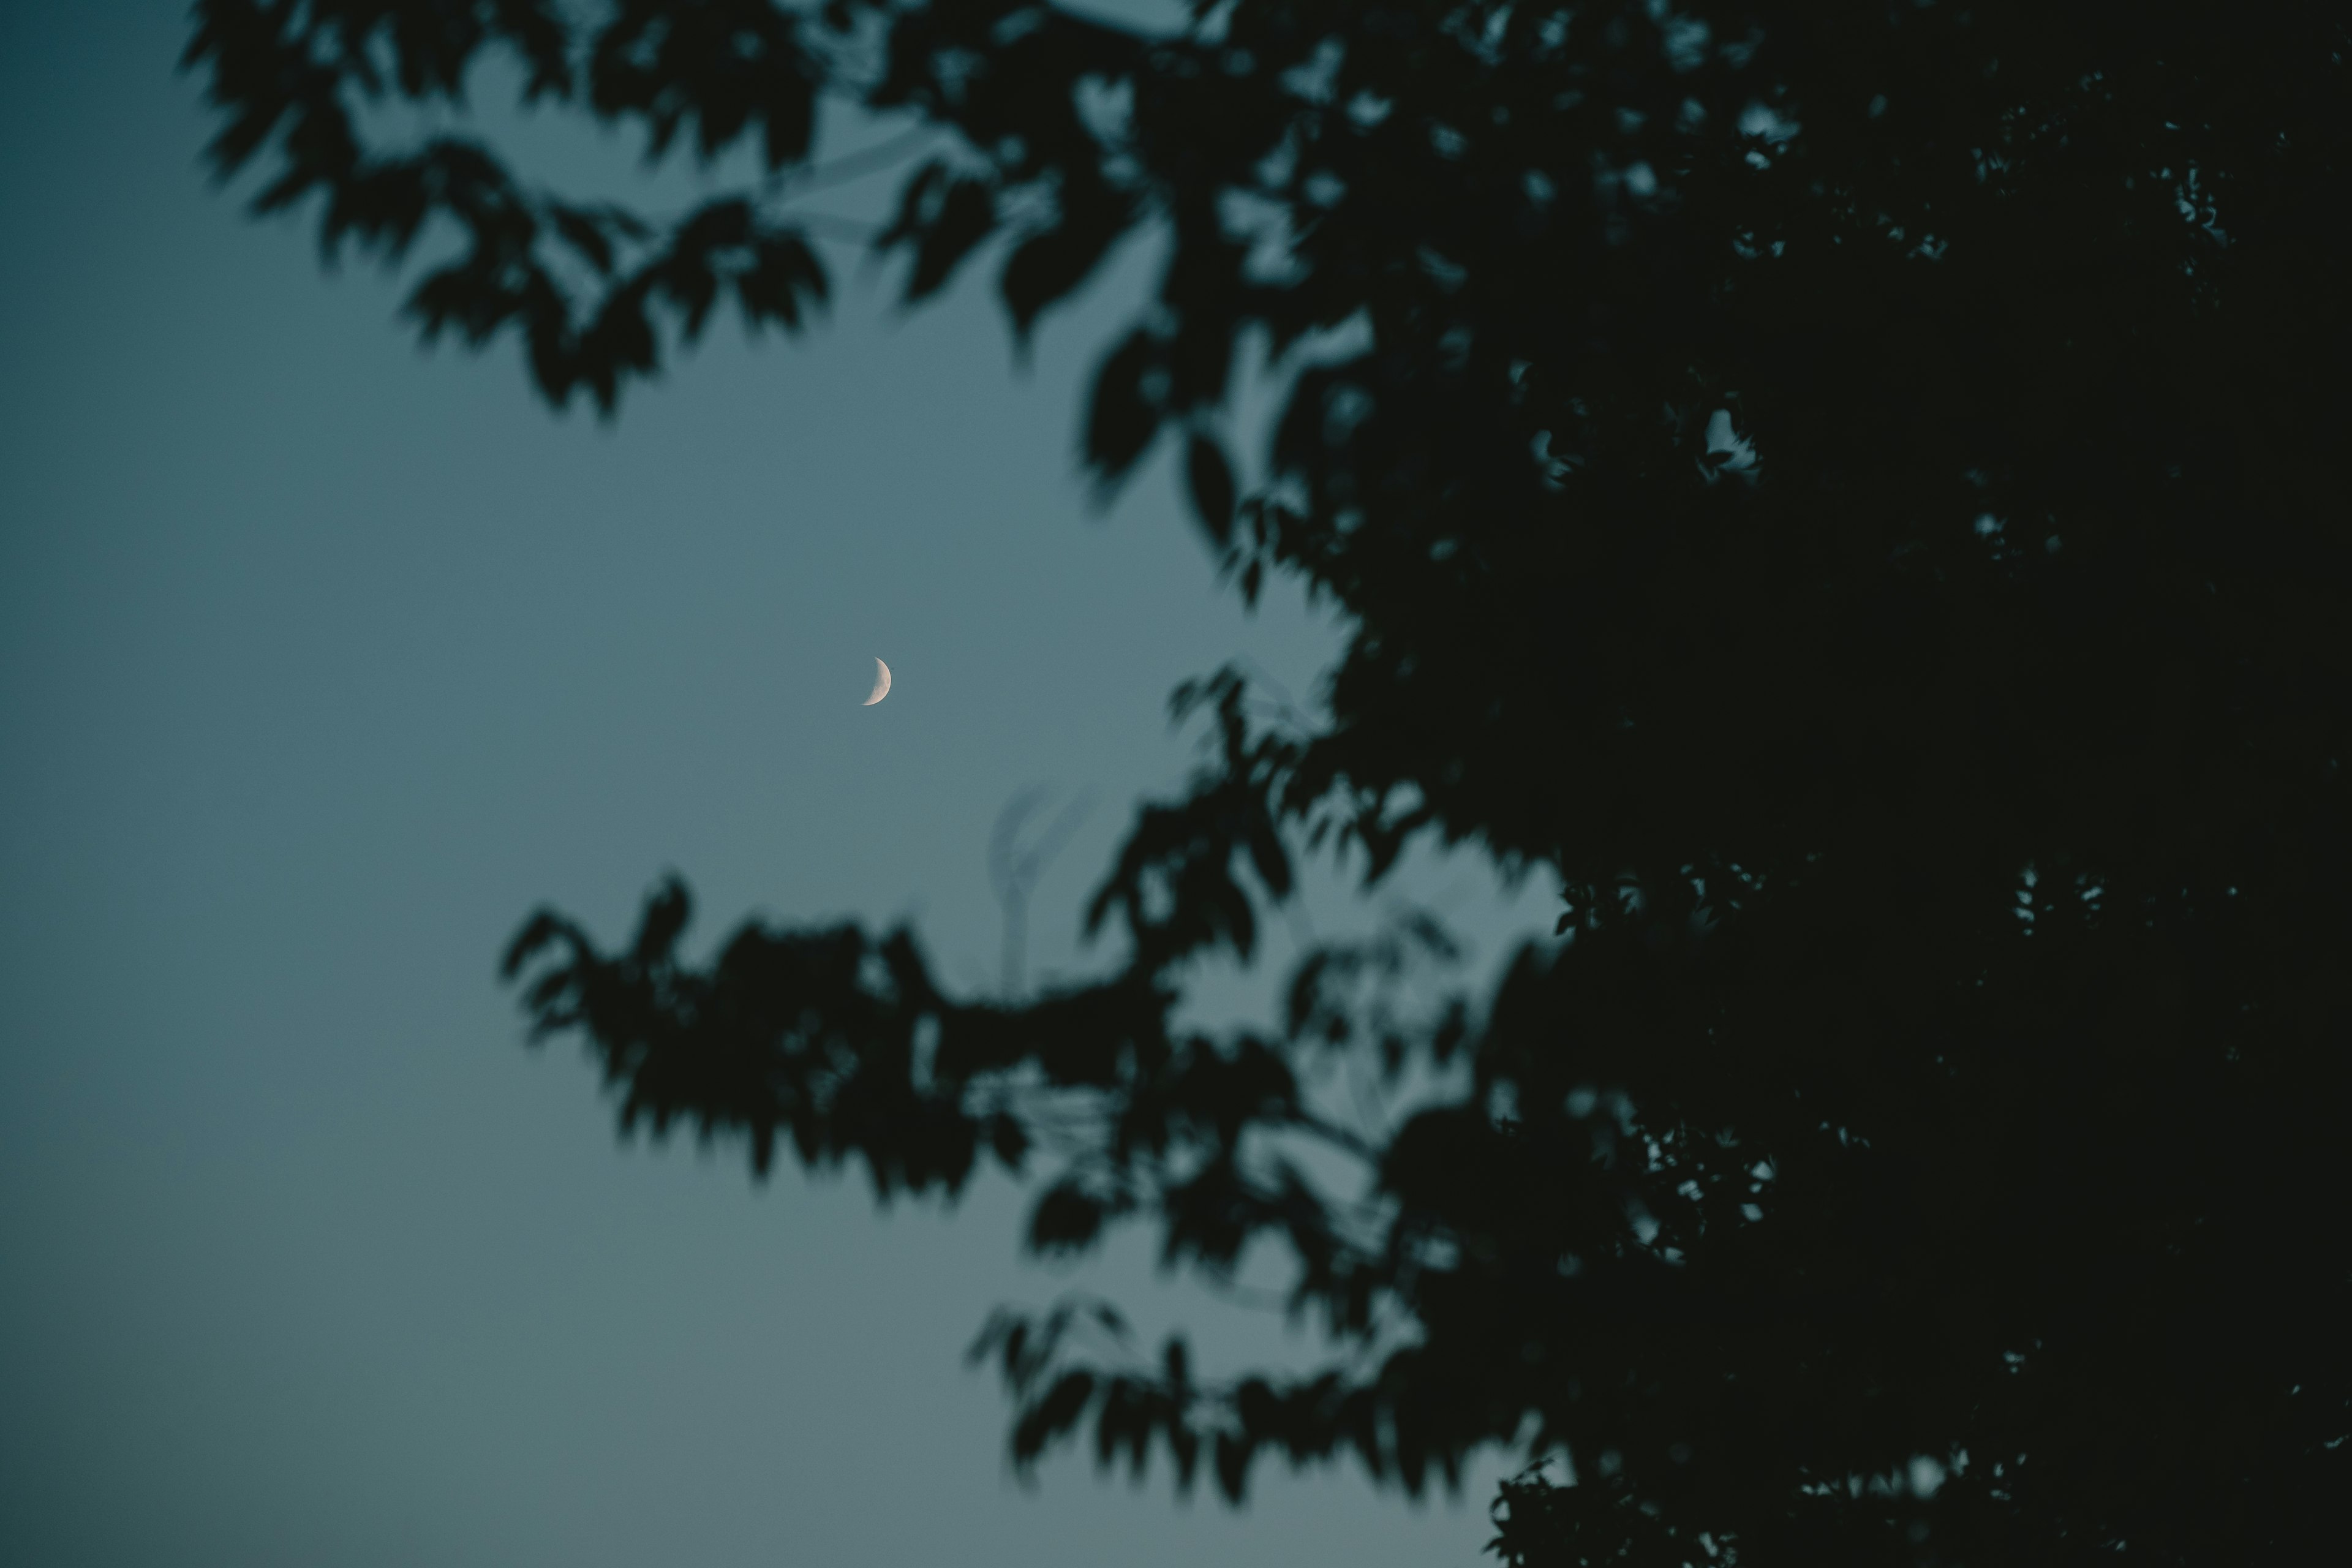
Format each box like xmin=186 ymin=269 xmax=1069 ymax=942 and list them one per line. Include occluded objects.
xmin=863 ymin=657 xmax=892 ymax=706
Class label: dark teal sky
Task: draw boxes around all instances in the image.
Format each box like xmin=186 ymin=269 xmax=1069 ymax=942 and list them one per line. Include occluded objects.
xmin=0 ymin=6 xmax=1548 ymax=1564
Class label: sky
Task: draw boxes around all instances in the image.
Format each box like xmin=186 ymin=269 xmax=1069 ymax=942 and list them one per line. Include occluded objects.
xmin=0 ymin=6 xmax=1553 ymax=1565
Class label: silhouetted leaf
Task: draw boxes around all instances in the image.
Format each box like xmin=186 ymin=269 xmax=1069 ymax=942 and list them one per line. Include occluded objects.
xmin=1084 ymin=328 xmax=1164 ymax=486
xmin=1027 ymin=1178 xmax=1106 ymax=1254
xmin=1184 ymin=431 xmax=1237 ymax=546
xmin=1000 ymin=178 xmax=1134 ymax=341
xmin=734 ymin=228 xmax=827 ymax=333
xmin=899 ymin=175 xmax=997 ymax=304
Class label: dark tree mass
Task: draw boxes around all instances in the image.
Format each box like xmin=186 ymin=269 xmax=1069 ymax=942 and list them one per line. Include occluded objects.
xmin=188 ymin=3 xmax=2349 ymax=1563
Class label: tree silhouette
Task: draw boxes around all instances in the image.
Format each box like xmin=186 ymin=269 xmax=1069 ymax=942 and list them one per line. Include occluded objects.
xmin=187 ymin=4 xmax=2350 ymax=1562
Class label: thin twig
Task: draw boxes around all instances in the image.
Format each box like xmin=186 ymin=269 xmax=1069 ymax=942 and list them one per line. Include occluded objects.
xmin=766 ymin=124 xmax=943 ymax=199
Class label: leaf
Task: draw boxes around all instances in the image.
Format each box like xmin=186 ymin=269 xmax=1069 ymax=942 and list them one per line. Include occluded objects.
xmin=1213 ymin=1430 xmax=1255 ymax=1502
xmin=662 ymin=254 xmax=722 ymax=341
xmin=630 ymin=876 xmax=692 ymax=965
xmin=549 ymin=203 xmax=617 ymax=274
xmin=1185 ymin=432 xmax=1238 ymax=546
xmin=1243 ymin=806 xmax=1291 ymax=899
xmin=1170 ymin=1423 xmax=1200 ymax=1491
xmin=678 ymin=197 xmax=757 ymax=252
xmin=964 ymin=1308 xmax=1018 ymax=1368
xmin=1000 ymin=180 xmax=1134 ymax=340
xmin=875 ymin=159 xmax=949 ymax=251
xmin=1026 ymin=1178 xmax=1107 ymax=1254
xmin=500 ymin=909 xmax=568 ymax=978
xmin=735 ymin=229 xmax=829 ymax=333
xmin=987 ymin=1112 xmax=1030 ymax=1170
xmin=903 ymin=176 xmax=997 ymax=304
xmin=1083 ymin=328 xmax=1165 ymax=486
xmin=576 ymin=280 xmax=658 ymax=411
xmin=1012 ymin=1371 xmax=1096 ymax=1462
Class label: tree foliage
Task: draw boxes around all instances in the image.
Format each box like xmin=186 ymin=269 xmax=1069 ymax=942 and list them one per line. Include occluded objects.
xmin=189 ymin=2 xmax=2351 ymax=1562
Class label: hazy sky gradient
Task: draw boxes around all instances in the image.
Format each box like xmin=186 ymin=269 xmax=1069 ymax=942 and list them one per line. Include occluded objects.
xmin=0 ymin=7 xmax=1550 ymax=1564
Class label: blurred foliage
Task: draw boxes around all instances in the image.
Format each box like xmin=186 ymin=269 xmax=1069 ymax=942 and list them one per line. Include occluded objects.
xmin=190 ymin=2 xmax=2352 ymax=1563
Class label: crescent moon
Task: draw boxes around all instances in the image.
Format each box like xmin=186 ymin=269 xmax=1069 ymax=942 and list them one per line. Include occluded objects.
xmin=863 ymin=657 xmax=892 ymax=706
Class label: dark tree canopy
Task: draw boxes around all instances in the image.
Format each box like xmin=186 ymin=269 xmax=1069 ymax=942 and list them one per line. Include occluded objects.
xmin=188 ymin=2 xmax=2351 ymax=1563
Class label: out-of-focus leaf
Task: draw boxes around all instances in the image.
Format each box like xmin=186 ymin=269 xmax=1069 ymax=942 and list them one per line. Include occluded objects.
xmin=1026 ymin=1178 xmax=1107 ymax=1254
xmin=1185 ymin=431 xmax=1237 ymax=546
xmin=900 ymin=175 xmax=997 ymax=304
xmin=1084 ymin=327 xmax=1166 ymax=485
xmin=1000 ymin=178 xmax=1134 ymax=340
